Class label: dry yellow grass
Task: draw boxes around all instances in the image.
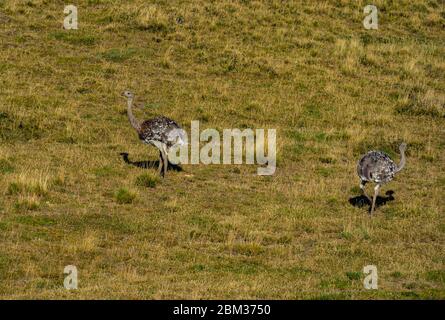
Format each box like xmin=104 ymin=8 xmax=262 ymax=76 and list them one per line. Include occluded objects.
xmin=0 ymin=0 xmax=444 ymax=299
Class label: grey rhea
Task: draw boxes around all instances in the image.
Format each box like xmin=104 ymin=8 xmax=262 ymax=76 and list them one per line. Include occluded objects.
xmin=121 ymin=90 xmax=186 ymax=177
xmin=356 ymin=143 xmax=407 ymax=215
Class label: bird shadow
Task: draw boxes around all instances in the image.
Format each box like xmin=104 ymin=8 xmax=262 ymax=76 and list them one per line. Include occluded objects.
xmin=349 ymin=190 xmax=395 ymax=212
xmin=119 ymin=152 xmax=183 ymax=172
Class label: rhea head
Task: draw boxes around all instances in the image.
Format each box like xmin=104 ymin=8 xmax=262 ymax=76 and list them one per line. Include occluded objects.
xmin=121 ymin=90 xmax=134 ymax=99
xmin=399 ymin=142 xmax=407 ymax=152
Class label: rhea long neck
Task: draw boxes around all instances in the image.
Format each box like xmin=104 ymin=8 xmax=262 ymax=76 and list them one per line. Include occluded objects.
xmin=127 ymin=97 xmax=141 ymax=133
xmin=396 ymin=148 xmax=406 ymax=173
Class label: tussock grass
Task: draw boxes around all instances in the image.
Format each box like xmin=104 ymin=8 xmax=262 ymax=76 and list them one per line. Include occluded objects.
xmin=14 ymin=195 xmax=41 ymax=211
xmin=6 ymin=171 xmax=50 ymax=197
xmin=396 ymin=88 xmax=445 ymax=118
xmin=135 ymin=173 xmax=159 ymax=188
xmin=136 ymin=5 xmax=169 ymax=31
xmin=115 ymin=188 xmax=137 ymax=204
xmin=0 ymin=0 xmax=443 ymax=299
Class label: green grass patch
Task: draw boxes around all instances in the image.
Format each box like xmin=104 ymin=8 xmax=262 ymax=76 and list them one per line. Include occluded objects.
xmin=51 ymin=31 xmax=97 ymax=46
xmin=101 ymin=48 xmax=137 ymax=62
xmin=115 ymin=188 xmax=137 ymax=204
xmin=14 ymin=196 xmax=41 ymax=211
xmin=425 ymin=270 xmax=445 ymax=284
xmin=135 ymin=173 xmax=159 ymax=188
xmin=316 ymin=167 xmax=335 ymax=177
xmin=231 ymin=243 xmax=264 ymax=256
xmin=345 ymin=271 xmax=361 ymax=281
xmin=7 ymin=182 xmax=23 ymax=195
xmin=14 ymin=215 xmax=56 ymax=226
xmin=390 ymin=271 xmax=403 ymax=279
xmin=0 ymin=159 xmax=14 ymax=174
xmin=93 ymin=166 xmax=118 ymax=177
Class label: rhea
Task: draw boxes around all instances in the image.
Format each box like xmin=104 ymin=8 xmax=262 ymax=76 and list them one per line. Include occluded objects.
xmin=121 ymin=90 xmax=185 ymax=177
xmin=357 ymin=143 xmax=407 ymax=215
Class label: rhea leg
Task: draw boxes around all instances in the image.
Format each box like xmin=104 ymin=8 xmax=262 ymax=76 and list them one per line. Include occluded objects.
xmin=162 ymin=145 xmax=168 ymax=177
xmin=158 ymin=150 xmax=164 ymax=175
xmin=370 ymin=184 xmax=381 ymax=216
xmin=360 ymin=179 xmax=371 ymax=202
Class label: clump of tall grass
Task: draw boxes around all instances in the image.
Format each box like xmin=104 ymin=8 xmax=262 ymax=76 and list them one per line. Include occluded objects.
xmin=396 ymin=88 xmax=445 ymax=118
xmin=3 ymin=171 xmax=51 ymax=211
xmin=100 ymin=2 xmax=170 ymax=32
xmin=115 ymin=188 xmax=137 ymax=204
xmin=14 ymin=194 xmax=40 ymax=211
xmin=6 ymin=171 xmax=50 ymax=197
xmin=135 ymin=173 xmax=159 ymax=188
xmin=135 ymin=5 xmax=169 ymax=31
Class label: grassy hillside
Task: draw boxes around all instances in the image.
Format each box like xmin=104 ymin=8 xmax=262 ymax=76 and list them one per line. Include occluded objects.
xmin=0 ymin=0 xmax=444 ymax=299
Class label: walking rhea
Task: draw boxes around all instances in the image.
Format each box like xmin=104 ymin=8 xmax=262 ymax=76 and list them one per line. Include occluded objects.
xmin=121 ymin=90 xmax=186 ymax=177
xmin=357 ymin=143 xmax=407 ymax=215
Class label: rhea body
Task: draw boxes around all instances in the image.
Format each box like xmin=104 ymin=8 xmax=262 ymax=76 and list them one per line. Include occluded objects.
xmin=357 ymin=143 xmax=407 ymax=215
xmin=122 ymin=90 xmax=185 ymax=177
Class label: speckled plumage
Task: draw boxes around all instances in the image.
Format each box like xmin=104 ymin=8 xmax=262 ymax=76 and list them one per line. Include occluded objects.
xmin=139 ymin=116 xmax=184 ymax=149
xmin=357 ymin=151 xmax=397 ymax=184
